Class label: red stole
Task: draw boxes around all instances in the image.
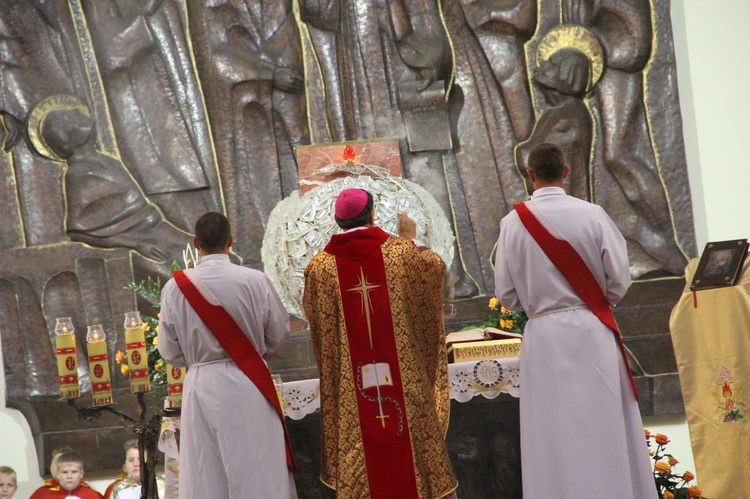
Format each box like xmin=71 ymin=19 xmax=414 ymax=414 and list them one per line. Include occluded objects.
xmin=172 ymin=270 xmax=296 ymax=471
xmin=326 ymin=227 xmax=419 ymax=498
xmin=514 ymin=202 xmax=638 ymax=400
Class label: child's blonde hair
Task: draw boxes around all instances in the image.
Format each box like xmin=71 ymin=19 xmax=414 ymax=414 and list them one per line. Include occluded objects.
xmin=0 ymin=466 xmax=16 ymax=485
xmin=55 ymin=451 xmax=84 ymax=469
xmin=50 ymin=445 xmax=74 ymax=474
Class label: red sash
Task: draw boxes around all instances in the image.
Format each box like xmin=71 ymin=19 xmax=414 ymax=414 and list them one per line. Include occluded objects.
xmin=514 ymin=202 xmax=638 ymax=400
xmin=173 ymin=270 xmax=296 ymax=471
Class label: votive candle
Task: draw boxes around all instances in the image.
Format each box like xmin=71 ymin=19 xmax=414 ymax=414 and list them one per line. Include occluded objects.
xmin=124 ymin=311 xmax=151 ymax=393
xmin=55 ymin=317 xmax=79 ymax=399
xmin=86 ymin=325 xmax=112 ymax=406
xmin=166 ymin=363 xmax=186 ymax=408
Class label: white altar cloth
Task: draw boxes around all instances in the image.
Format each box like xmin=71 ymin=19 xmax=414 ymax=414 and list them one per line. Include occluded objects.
xmin=281 ymin=357 xmax=520 ymax=420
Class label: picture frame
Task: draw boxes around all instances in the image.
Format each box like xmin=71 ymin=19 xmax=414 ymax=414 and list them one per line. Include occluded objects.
xmin=690 ymin=239 xmax=749 ymax=291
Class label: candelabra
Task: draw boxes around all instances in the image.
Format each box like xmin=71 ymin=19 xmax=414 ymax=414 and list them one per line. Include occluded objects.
xmin=55 ymin=313 xmax=176 ymax=499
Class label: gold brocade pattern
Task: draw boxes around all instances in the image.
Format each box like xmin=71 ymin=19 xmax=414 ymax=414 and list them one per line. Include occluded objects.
xmin=304 ymin=238 xmax=457 ymax=498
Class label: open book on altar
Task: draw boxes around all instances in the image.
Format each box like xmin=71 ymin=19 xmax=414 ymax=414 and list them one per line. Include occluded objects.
xmin=446 ymin=328 xmax=522 ymax=363
xmin=445 ymin=327 xmax=522 ymax=346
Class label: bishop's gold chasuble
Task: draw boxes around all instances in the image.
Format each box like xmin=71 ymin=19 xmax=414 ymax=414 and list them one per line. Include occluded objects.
xmin=670 ymin=258 xmax=750 ymax=496
xmin=304 ymin=227 xmax=457 ymax=499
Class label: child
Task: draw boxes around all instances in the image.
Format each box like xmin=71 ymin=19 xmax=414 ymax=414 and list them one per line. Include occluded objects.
xmin=104 ymin=440 xmax=164 ymax=499
xmin=30 ymin=451 xmax=103 ymax=498
xmin=103 ymin=440 xmax=138 ymax=499
xmin=0 ymin=466 xmax=18 ymax=499
xmin=48 ymin=446 xmax=74 ymax=480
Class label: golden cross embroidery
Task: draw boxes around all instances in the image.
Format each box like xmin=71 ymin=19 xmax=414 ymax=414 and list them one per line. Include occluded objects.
xmin=372 ymin=362 xmax=389 ymax=428
xmin=347 ymin=267 xmax=381 ymax=348
xmin=376 ymin=413 xmax=389 ymax=427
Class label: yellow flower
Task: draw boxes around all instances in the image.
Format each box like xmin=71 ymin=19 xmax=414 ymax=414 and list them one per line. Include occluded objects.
xmin=663 ymin=491 xmax=674 ymax=499
xmin=155 ymin=325 xmax=159 ymax=333
xmin=654 ymin=461 xmax=671 ymax=474
xmin=155 ymin=362 xmax=164 ymax=372
xmin=654 ymin=433 xmax=670 ymax=446
xmin=682 ymin=471 xmax=695 ymax=482
xmin=687 ymin=485 xmax=702 ymax=498
xmin=488 ymin=297 xmax=499 ymax=310
xmin=115 ymin=350 xmax=125 ymax=364
xmin=152 ymin=336 xmax=159 ymax=347
xmin=668 ymin=455 xmax=679 ymax=466
xmin=120 ymin=364 xmax=129 ymax=375
xmin=500 ymin=306 xmax=511 ymax=315
xmin=142 ymin=322 xmax=151 ymax=332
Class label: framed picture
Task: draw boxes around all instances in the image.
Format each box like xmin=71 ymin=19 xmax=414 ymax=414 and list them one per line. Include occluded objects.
xmin=690 ymin=239 xmax=749 ymax=291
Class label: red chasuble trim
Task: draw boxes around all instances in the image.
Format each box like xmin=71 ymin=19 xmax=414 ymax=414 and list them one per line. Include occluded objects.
xmin=514 ymin=202 xmax=639 ymax=400
xmin=173 ymin=270 xmax=296 ymax=471
xmin=333 ymin=238 xmax=419 ymax=499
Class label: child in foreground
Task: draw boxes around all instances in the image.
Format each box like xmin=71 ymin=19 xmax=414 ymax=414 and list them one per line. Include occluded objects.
xmin=30 ymin=451 xmax=103 ymax=499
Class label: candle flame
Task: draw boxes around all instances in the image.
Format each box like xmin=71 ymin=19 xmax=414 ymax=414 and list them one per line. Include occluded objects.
xmin=55 ymin=317 xmax=75 ymax=335
xmin=342 ymin=144 xmax=356 ymax=162
xmin=86 ymin=325 xmax=107 ymax=342
xmin=124 ymin=311 xmax=143 ymax=330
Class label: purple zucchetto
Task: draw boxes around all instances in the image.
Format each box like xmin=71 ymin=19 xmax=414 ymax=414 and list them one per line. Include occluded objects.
xmin=334 ymin=188 xmax=368 ymax=220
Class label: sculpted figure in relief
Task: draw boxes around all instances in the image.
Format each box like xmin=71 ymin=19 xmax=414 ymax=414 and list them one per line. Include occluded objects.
xmin=82 ymin=0 xmax=223 ymax=233
xmin=561 ymin=0 xmax=688 ymax=276
xmin=29 ymin=96 xmax=191 ymax=265
xmin=187 ymin=0 xmax=309 ymax=268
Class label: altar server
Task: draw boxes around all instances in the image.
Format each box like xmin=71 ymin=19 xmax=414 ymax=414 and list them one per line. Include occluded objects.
xmin=303 ymin=189 xmax=458 ymax=499
xmin=30 ymin=452 xmax=102 ymax=499
xmin=494 ymin=143 xmax=657 ymax=498
xmin=159 ymin=212 xmax=296 ymax=499
xmin=104 ymin=439 xmax=165 ymax=499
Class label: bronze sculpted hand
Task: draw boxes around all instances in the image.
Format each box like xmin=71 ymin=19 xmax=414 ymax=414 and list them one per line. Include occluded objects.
xmin=554 ymin=50 xmax=591 ymax=96
xmin=134 ymin=240 xmax=171 ymax=262
xmin=416 ymin=68 xmax=437 ymax=92
xmin=273 ymin=67 xmax=305 ymax=93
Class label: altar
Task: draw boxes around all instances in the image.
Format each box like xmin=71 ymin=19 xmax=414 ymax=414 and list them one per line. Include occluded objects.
xmin=281 ymin=357 xmax=520 ymax=420
xmin=281 ymin=358 xmax=522 ymax=498
xmin=159 ymin=357 xmax=521 ymax=498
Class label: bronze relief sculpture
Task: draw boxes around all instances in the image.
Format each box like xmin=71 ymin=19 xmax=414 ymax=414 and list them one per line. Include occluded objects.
xmin=0 ymin=0 xmax=695 ymax=476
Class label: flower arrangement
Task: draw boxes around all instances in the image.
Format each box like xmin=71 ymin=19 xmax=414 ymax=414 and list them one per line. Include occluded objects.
xmin=646 ymin=430 xmax=704 ymax=499
xmin=461 ymin=297 xmax=528 ymax=334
